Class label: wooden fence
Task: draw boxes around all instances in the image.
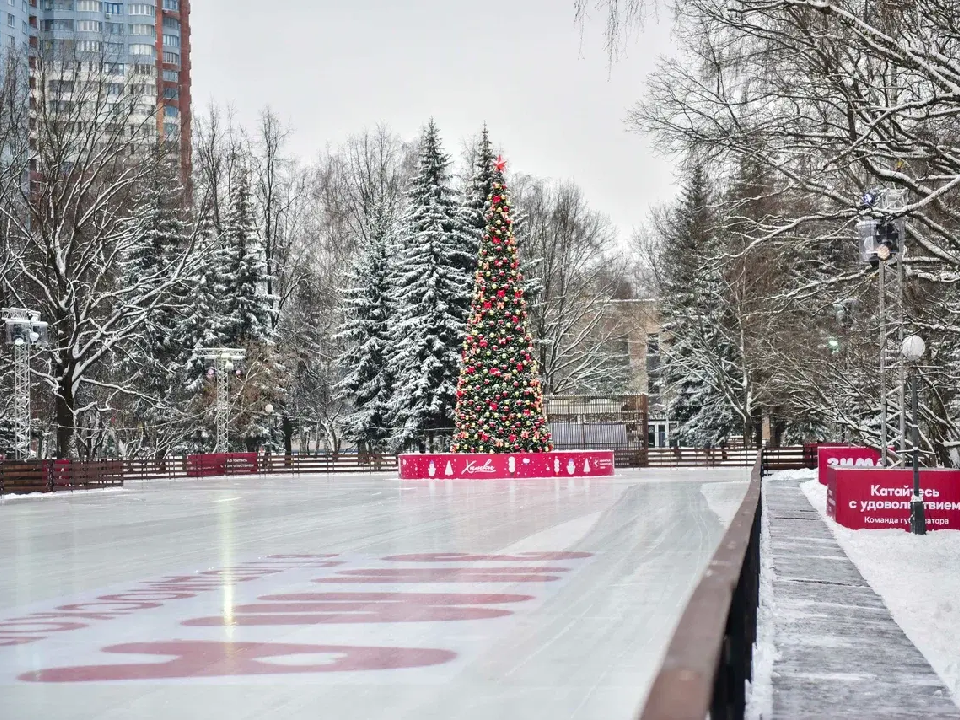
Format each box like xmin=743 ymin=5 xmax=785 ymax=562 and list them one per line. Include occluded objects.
xmin=1 ymin=446 xmax=813 ymax=497
xmin=0 ymin=453 xmax=398 ymax=497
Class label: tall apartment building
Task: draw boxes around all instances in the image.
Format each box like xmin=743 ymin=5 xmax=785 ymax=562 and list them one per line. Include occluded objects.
xmin=32 ymin=0 xmax=192 ymax=171
xmin=1 ymin=0 xmax=32 ymax=56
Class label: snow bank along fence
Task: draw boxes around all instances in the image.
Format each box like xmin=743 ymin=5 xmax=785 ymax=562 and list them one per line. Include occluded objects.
xmin=0 ymin=454 xmax=399 ymax=496
xmin=639 ymin=450 xmax=763 ymax=720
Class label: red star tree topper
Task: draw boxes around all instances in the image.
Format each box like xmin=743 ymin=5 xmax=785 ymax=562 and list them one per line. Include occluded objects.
xmin=451 ymin=157 xmax=553 ymax=453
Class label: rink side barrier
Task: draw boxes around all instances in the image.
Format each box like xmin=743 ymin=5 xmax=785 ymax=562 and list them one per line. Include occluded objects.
xmin=639 ymin=450 xmax=763 ymax=720
xmin=614 ymin=446 xmax=810 ymax=469
xmin=0 ymin=454 xmax=398 ymax=496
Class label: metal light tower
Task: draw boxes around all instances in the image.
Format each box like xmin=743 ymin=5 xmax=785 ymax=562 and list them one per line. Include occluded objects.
xmin=198 ymin=347 xmax=246 ymax=453
xmin=3 ymin=309 xmax=48 ymax=459
xmin=859 ymin=189 xmax=907 ymax=465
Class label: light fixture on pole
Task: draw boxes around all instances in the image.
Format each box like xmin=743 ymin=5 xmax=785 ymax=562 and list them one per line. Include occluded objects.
xmin=3 ymin=309 xmax=48 ymax=460
xmin=198 ymin=347 xmax=246 ymax=454
xmin=901 ymin=335 xmax=926 ymax=535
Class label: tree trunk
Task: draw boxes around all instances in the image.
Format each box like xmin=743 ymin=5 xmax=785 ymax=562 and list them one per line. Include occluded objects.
xmin=282 ymin=413 xmax=293 ymax=455
xmin=55 ymin=378 xmax=75 ymax=459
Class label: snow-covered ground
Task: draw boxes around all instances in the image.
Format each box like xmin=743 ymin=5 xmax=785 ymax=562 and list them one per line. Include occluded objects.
xmin=802 ymin=476 xmax=960 ymax=703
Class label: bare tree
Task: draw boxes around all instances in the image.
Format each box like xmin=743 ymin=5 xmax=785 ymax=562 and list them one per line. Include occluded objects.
xmin=512 ymin=175 xmax=631 ymax=394
xmin=0 ymin=44 xmax=202 ymax=457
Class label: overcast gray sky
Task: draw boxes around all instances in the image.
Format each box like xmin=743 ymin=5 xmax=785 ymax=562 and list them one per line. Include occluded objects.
xmin=190 ymin=0 xmax=677 ymax=238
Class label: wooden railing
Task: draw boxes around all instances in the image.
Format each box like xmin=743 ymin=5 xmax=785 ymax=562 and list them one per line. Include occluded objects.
xmin=0 ymin=453 xmax=399 ymax=496
xmin=615 ymin=447 xmax=758 ymax=468
xmin=639 ymin=451 xmax=764 ymax=720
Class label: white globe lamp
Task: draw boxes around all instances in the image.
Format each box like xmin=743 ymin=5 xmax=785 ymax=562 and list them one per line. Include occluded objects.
xmin=901 ymin=335 xmax=925 ymax=362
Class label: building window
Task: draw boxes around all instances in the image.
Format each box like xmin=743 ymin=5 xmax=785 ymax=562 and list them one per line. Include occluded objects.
xmin=132 ymin=62 xmax=154 ymax=74
xmin=77 ymin=39 xmax=102 ymax=52
xmin=76 ymin=0 xmax=103 ymax=10
xmin=129 ymin=43 xmax=154 ymax=56
xmin=43 ymin=19 xmax=74 ymax=31
xmin=163 ymin=104 xmax=178 ymax=116
xmin=105 ymin=21 xmax=124 ymax=33
xmin=162 ymin=0 xmax=178 ymax=10
xmin=43 ymin=0 xmax=75 ymax=9
xmin=162 ymin=69 xmax=177 ymax=82
xmin=161 ymin=50 xmax=178 ymax=65
xmin=76 ymin=20 xmax=102 ymax=32
xmin=162 ymin=33 xmax=178 ymax=47
xmin=162 ymin=16 xmax=179 ymax=30
xmin=128 ymin=23 xmax=155 ymax=36
xmin=105 ymin=2 xmax=122 ymax=11
xmin=163 ymin=86 xmax=177 ymax=99
xmin=127 ymin=2 xmax=154 ymax=14
xmin=6 ymin=13 xmax=13 ymax=28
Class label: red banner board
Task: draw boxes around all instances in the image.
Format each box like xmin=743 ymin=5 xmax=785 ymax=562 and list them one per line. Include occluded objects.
xmin=186 ymin=453 xmax=259 ymax=478
xmin=817 ymin=446 xmax=881 ymax=485
xmin=827 ymin=467 xmax=960 ymax=531
xmin=397 ymin=451 xmax=615 ymax=481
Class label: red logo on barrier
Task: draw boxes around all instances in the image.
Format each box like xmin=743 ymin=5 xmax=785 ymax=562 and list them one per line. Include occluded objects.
xmin=817 ymin=446 xmax=881 ymax=485
xmin=463 ymin=459 xmax=496 ymax=475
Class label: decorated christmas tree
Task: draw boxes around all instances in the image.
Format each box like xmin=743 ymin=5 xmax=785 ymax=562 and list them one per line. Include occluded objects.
xmin=451 ymin=157 xmax=553 ymax=454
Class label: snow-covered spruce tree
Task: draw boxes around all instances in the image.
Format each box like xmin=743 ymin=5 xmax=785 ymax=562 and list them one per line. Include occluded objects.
xmin=219 ymin=166 xmax=282 ymax=450
xmin=221 ymin=167 xmax=276 ymax=346
xmin=182 ymin=213 xmax=231 ymax=384
xmin=459 ymin=125 xmax=497 ymax=268
xmin=656 ymin=163 xmax=739 ymax=447
xmin=389 ymin=120 xmax=474 ymax=451
xmin=451 ymin=156 xmax=553 ymax=454
xmin=120 ymin=150 xmax=195 ymax=455
xmin=337 ymin=206 xmax=395 ymax=454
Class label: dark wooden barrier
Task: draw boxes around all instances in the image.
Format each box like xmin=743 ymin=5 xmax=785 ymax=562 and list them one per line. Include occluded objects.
xmin=0 ymin=459 xmax=126 ymax=496
xmin=761 ymin=445 xmax=815 ymax=473
xmin=257 ymin=453 xmax=398 ymax=475
xmin=0 ymin=453 xmax=399 ymax=496
xmin=616 ymin=447 xmax=760 ymax=468
xmin=639 ymin=451 xmax=763 ymax=720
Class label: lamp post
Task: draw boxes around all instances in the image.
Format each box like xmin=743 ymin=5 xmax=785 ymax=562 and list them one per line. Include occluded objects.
xmin=901 ymin=335 xmax=926 ymax=535
xmin=198 ymin=347 xmax=246 ymax=454
xmin=3 ymin=309 xmax=48 ymax=460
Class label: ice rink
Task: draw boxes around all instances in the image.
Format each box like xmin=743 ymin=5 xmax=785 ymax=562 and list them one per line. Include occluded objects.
xmin=0 ymin=467 xmax=749 ymax=720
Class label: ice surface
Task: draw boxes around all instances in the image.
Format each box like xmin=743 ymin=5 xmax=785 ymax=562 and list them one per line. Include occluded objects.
xmin=803 ymin=478 xmax=960 ymax=706
xmin=0 ymin=467 xmax=748 ymax=720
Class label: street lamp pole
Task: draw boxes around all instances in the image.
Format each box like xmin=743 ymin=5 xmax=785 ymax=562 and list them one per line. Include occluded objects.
xmin=3 ymin=309 xmax=48 ymax=460
xmin=902 ymin=335 xmax=926 ymax=535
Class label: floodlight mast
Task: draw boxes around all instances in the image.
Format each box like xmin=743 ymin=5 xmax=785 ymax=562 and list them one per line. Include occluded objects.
xmin=198 ymin=347 xmax=246 ymax=453
xmin=3 ymin=308 xmax=48 ymax=460
xmin=859 ymin=189 xmax=907 ymax=466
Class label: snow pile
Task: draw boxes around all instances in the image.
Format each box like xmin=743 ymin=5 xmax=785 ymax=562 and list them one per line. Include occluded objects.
xmin=802 ymin=479 xmax=960 ymax=702
xmin=746 ymin=474 xmax=777 ymax=720
xmin=0 ymin=487 xmax=126 ymax=503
